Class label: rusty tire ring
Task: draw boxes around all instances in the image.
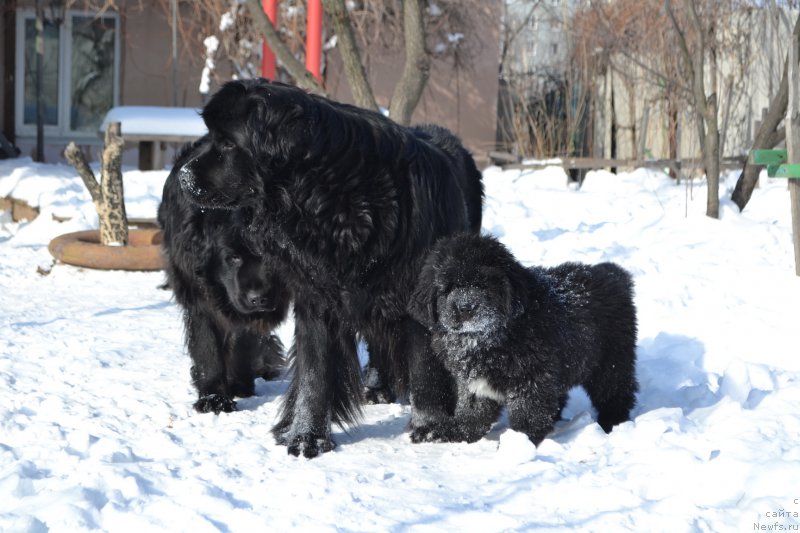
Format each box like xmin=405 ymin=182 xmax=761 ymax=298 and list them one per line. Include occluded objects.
xmin=48 ymin=229 xmax=164 ymax=271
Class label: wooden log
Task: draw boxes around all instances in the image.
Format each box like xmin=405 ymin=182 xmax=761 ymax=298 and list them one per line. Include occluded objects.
xmin=64 ymin=122 xmax=128 ymax=246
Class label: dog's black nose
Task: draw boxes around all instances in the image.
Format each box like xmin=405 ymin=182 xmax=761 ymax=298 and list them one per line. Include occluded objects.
xmin=245 ymin=291 xmax=273 ymax=311
xmin=452 ymin=299 xmax=478 ymax=321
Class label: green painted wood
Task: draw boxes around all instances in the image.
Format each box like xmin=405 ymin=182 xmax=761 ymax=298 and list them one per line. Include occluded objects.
xmin=751 ymin=149 xmax=788 ymax=165
xmin=771 ymin=164 xmax=800 ymax=178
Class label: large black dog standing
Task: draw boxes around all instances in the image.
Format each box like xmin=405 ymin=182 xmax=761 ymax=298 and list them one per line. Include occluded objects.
xmin=176 ymin=79 xmax=484 ymax=457
xmin=159 ymin=139 xmax=291 ymax=415
xmin=409 ymin=234 xmax=638 ymax=445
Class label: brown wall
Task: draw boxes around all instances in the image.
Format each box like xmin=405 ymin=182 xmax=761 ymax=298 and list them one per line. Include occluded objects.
xmin=324 ymin=2 xmax=502 ymax=168
xmin=117 ymin=1 xmax=204 ymax=108
xmin=4 ymin=0 xmax=500 ymax=167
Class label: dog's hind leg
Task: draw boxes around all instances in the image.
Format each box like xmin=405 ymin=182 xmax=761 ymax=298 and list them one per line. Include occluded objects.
xmin=584 ymin=262 xmax=638 ymax=432
xmin=226 ymin=332 xmax=284 ymax=398
xmin=361 ymin=324 xmax=404 ymax=404
xmin=250 ymin=334 xmax=285 ymax=381
xmin=225 ymin=332 xmax=257 ymax=398
xmin=584 ymin=361 xmax=638 ymax=433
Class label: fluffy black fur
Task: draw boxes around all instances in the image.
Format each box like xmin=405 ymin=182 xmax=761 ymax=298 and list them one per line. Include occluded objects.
xmin=176 ymin=78 xmax=484 ymax=457
xmin=409 ymin=234 xmax=639 ymax=445
xmin=159 ymin=139 xmax=291 ymax=415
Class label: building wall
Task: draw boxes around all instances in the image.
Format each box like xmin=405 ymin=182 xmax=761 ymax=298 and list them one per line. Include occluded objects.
xmin=594 ymin=8 xmax=796 ymax=168
xmin=4 ymin=0 xmax=500 ymax=169
xmin=6 ymin=0 xmax=206 ymax=165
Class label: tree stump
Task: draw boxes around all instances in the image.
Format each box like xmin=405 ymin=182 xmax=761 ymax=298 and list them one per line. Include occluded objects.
xmin=64 ymin=122 xmax=128 ymax=246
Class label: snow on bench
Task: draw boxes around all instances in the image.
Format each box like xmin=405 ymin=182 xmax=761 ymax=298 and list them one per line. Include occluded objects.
xmin=99 ymin=106 xmax=207 ymax=171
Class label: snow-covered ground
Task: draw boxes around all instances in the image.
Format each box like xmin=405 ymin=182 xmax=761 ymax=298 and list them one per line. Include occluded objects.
xmin=1 ymin=156 xmax=799 ymax=532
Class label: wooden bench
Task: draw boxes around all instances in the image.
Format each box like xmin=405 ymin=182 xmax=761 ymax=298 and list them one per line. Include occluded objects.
xmin=99 ymin=106 xmax=207 ymax=170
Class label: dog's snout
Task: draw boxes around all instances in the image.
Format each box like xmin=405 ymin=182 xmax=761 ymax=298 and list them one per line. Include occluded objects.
xmin=450 ymin=293 xmax=478 ymax=321
xmin=177 ymin=165 xmax=192 ymax=188
xmin=245 ymin=290 xmax=273 ymax=311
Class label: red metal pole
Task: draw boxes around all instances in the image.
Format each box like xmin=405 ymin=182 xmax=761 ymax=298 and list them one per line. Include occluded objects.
xmin=306 ymin=0 xmax=322 ymax=81
xmin=261 ymin=0 xmax=278 ymax=80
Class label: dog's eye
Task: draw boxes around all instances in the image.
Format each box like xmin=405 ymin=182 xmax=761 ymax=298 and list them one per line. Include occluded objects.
xmin=226 ymin=254 xmax=243 ymax=266
xmin=220 ymin=140 xmax=236 ymax=151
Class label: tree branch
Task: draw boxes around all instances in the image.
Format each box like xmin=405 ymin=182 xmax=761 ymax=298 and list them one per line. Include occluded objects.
xmin=610 ymin=51 xmax=692 ymax=101
xmin=244 ymin=0 xmax=326 ymax=95
xmin=64 ymin=142 xmax=102 ymax=205
xmin=322 ymin=0 xmax=379 ymax=111
xmin=665 ymin=0 xmax=694 ymax=86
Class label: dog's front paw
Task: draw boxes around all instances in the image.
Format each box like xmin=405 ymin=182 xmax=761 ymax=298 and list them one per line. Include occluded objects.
xmin=286 ymin=433 xmax=336 ymax=458
xmin=409 ymin=421 xmax=456 ymax=443
xmin=193 ymin=394 xmax=236 ymax=414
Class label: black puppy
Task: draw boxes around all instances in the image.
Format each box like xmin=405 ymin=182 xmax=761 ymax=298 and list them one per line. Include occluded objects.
xmin=409 ymin=234 xmax=638 ymax=445
xmin=159 ymin=139 xmax=291 ymax=414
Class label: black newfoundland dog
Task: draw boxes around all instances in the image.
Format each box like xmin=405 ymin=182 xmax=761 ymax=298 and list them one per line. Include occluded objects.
xmin=159 ymin=139 xmax=291 ymax=415
xmin=409 ymin=234 xmax=638 ymax=445
xmin=176 ymin=79 xmax=484 ymax=457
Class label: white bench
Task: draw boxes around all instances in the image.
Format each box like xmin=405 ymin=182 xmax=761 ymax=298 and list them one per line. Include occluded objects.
xmin=99 ymin=106 xmax=207 ymax=170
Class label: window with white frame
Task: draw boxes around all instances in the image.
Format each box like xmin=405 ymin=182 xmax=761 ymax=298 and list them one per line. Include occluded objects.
xmin=15 ymin=10 xmax=120 ymax=139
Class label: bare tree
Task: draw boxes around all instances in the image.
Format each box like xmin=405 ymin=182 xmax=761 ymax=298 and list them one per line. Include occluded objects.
xmin=154 ymin=0 xmax=479 ymax=126
xmin=732 ymin=12 xmax=800 ymax=212
xmin=666 ymin=0 xmax=721 ymax=218
xmin=576 ymin=0 xmax=754 ymax=218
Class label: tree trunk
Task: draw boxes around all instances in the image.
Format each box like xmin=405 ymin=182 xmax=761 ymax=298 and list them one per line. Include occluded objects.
xmin=668 ymin=0 xmax=720 ymax=218
xmin=703 ymin=95 xmax=721 ymax=219
xmin=64 ymin=122 xmax=128 ymax=246
xmin=786 ymin=26 xmax=800 ymax=276
xmin=244 ymin=0 xmax=326 ymax=95
xmin=731 ymin=13 xmax=799 ymax=212
xmin=322 ymin=0 xmax=379 ymax=111
xmin=388 ymin=0 xmax=430 ymax=125
xmin=667 ymin=100 xmax=679 ymax=180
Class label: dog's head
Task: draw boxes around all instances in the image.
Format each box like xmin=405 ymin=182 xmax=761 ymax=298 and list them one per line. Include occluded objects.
xmin=208 ymin=225 xmax=291 ymax=327
xmin=178 ymin=79 xmax=315 ymax=209
xmin=409 ymin=234 xmax=529 ymax=338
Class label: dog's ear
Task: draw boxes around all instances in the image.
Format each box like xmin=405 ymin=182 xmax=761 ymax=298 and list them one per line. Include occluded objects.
xmin=244 ymin=84 xmax=312 ymax=166
xmin=408 ymin=261 xmax=439 ymax=329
